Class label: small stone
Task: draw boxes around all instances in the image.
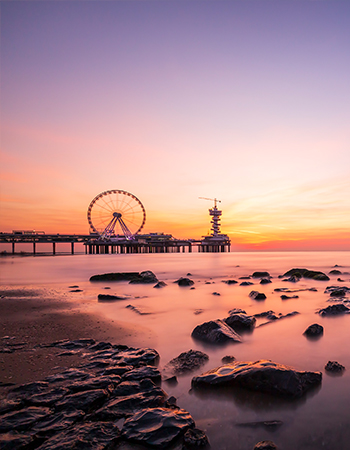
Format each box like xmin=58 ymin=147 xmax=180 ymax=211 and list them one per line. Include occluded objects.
xmin=175 ymin=278 xmax=194 ymax=286
xmin=221 ymin=355 xmax=235 ymax=364
xmin=325 ymin=361 xmax=345 ymax=373
xmin=183 ymin=427 xmax=209 ymax=448
xmin=249 ymin=291 xmax=266 ymax=300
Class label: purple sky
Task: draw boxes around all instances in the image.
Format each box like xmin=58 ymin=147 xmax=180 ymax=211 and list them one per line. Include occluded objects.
xmin=1 ymin=1 xmax=350 ymax=248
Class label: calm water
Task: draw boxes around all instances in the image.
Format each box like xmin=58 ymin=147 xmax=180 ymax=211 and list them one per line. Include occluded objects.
xmin=1 ymin=251 xmax=350 ymax=449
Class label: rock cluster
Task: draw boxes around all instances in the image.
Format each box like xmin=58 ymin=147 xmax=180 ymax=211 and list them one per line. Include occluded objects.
xmin=0 ymin=340 xmax=208 ymax=449
xmin=281 ymin=268 xmax=330 ymax=281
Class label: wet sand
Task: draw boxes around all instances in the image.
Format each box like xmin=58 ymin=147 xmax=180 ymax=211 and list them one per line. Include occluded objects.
xmin=0 ymin=289 xmax=151 ymax=385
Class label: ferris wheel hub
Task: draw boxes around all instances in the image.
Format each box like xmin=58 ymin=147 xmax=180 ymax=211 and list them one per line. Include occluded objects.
xmin=113 ymin=212 xmax=122 ymax=218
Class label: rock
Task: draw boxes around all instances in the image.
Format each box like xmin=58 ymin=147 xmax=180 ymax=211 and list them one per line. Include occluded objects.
xmin=221 ymin=355 xmax=235 ymax=364
xmin=122 ymin=366 xmax=161 ymax=384
xmin=129 ymin=270 xmax=158 ymax=284
xmin=329 ymin=269 xmax=342 ymax=275
xmin=260 ymin=278 xmax=272 ymax=284
xmin=55 ymin=389 xmax=109 ymax=412
xmin=164 ymin=350 xmax=209 ymax=375
xmin=0 ymin=406 xmax=51 ymax=433
xmin=240 ymin=281 xmax=253 ymax=286
xmin=121 ymin=407 xmax=195 ymax=449
xmin=183 ymin=427 xmax=209 ymax=448
xmin=282 ymin=275 xmax=301 ymax=282
xmin=236 ymin=420 xmax=283 ymax=429
xmin=90 ymin=272 xmax=140 ymax=282
xmin=98 ymin=294 xmax=129 ymax=301
xmin=90 ymin=271 xmax=158 ymax=284
xmin=325 ymin=361 xmax=345 ymax=373
xmin=191 ymin=320 xmax=243 ymax=344
xmin=252 ymin=272 xmax=270 ymax=278
xmin=222 ymin=279 xmax=238 ymax=285
xmin=281 ymin=294 xmax=299 ymax=300
xmin=239 ymin=276 xmax=251 ymax=280
xmin=0 ymin=432 xmax=34 ymax=449
xmin=154 ymin=281 xmax=167 ymax=288
xmin=163 ymin=376 xmax=178 ymax=386
xmin=303 ymin=323 xmax=323 ymax=337
xmin=192 ymin=360 xmax=322 ymax=398
xmin=253 ymin=441 xmax=278 ymax=450
xmin=249 ymin=291 xmax=266 ymax=300
xmin=224 ymin=313 xmax=256 ymax=332
xmin=318 ymin=304 xmax=350 ymax=316
xmin=175 ymin=277 xmax=194 ymax=286
xmin=228 ymin=308 xmax=247 ymax=315
xmin=125 ymin=305 xmax=149 ymax=315
xmin=282 ymin=268 xmax=330 ymax=281
xmin=212 ymin=292 xmax=220 ymax=296
xmin=37 ymin=422 xmax=120 ymax=450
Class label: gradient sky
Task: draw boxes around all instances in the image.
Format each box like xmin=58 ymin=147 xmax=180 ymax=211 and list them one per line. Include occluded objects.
xmin=1 ymin=0 xmax=350 ymax=250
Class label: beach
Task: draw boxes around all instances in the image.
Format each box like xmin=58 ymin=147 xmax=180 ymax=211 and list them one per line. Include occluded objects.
xmin=1 ymin=251 xmax=350 ymax=449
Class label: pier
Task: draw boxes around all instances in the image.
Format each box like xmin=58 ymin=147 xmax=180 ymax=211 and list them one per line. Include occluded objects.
xmin=0 ymin=232 xmax=230 ymax=255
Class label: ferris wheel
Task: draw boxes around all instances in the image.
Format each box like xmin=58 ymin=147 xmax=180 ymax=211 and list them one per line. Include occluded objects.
xmin=87 ymin=190 xmax=146 ymax=240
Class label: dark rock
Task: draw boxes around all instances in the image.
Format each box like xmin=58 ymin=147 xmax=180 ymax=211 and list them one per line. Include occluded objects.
xmin=98 ymin=294 xmax=129 ymax=301
xmin=183 ymin=427 xmax=209 ymax=448
xmin=330 ymin=289 xmax=347 ymax=297
xmin=122 ymin=366 xmax=161 ymax=384
xmin=249 ymin=291 xmax=266 ymax=300
xmin=129 ymin=271 xmax=158 ymax=284
xmin=239 ymin=276 xmax=251 ymax=280
xmin=121 ymin=407 xmax=195 ymax=449
xmin=175 ymin=277 xmax=195 ymax=286
xmin=240 ymin=281 xmax=253 ymax=286
xmin=221 ymin=355 xmax=235 ymax=364
xmin=192 ymin=359 xmax=322 ymax=398
xmin=27 ymin=387 xmax=69 ymax=406
xmin=163 ymin=376 xmax=178 ymax=386
xmin=114 ymin=347 xmax=159 ymax=366
xmin=0 ymin=432 xmax=34 ymax=449
xmin=282 ymin=275 xmax=301 ymax=282
xmin=252 ymin=272 xmax=270 ymax=278
xmin=329 ymin=269 xmax=342 ymax=275
xmin=318 ymin=304 xmax=350 ymax=316
xmin=281 ymin=294 xmax=299 ymax=300
xmin=90 ymin=272 xmax=140 ymax=282
xmin=32 ymin=409 xmax=85 ymax=435
xmin=38 ymin=422 xmax=120 ymax=450
xmin=304 ymin=324 xmax=323 ymax=337
xmin=55 ymin=389 xmax=109 ymax=412
xmin=260 ymin=278 xmax=272 ymax=284
xmin=228 ymin=308 xmax=247 ymax=315
xmin=191 ymin=320 xmax=243 ymax=344
xmin=164 ymin=350 xmax=209 ymax=375
xmin=254 ymin=441 xmax=278 ymax=450
xmin=212 ymin=292 xmax=220 ymax=296
xmin=325 ymin=361 xmax=345 ymax=373
xmin=69 ymin=289 xmax=83 ymax=292
xmin=125 ymin=304 xmax=149 ymax=315
xmin=154 ymin=281 xmax=167 ymax=288
xmin=254 ymin=310 xmax=275 ymax=318
xmin=224 ymin=313 xmax=256 ymax=332
xmin=68 ymin=376 xmax=118 ymax=393
xmin=0 ymin=406 xmax=51 ymax=433
xmin=282 ymin=268 xmax=330 ymax=281
xmin=222 ymin=279 xmax=238 ymax=285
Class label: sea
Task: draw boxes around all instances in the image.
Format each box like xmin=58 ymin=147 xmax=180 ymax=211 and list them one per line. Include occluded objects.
xmin=1 ymin=250 xmax=350 ymax=450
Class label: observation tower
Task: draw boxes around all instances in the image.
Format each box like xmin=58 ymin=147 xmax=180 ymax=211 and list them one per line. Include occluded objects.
xmin=199 ymin=197 xmax=230 ymax=251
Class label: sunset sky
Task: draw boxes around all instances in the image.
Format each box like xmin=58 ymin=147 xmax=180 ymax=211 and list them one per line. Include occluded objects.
xmin=1 ymin=1 xmax=349 ymax=250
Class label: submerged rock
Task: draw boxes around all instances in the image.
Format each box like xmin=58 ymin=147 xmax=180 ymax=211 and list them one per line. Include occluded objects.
xmin=183 ymin=427 xmax=210 ymax=448
xmin=222 ymin=279 xmax=238 ymax=285
xmin=90 ymin=271 xmax=158 ymax=284
xmin=304 ymin=323 xmax=323 ymax=337
xmin=325 ymin=361 xmax=345 ymax=373
xmin=282 ymin=268 xmax=330 ymax=281
xmin=224 ymin=313 xmax=256 ymax=332
xmin=192 ymin=360 xmax=322 ymax=398
xmin=249 ymin=291 xmax=266 ymax=301
xmin=318 ymin=304 xmax=350 ymax=316
xmin=98 ymin=294 xmax=129 ymax=301
xmin=175 ymin=277 xmax=194 ymax=286
xmin=252 ymin=271 xmax=270 ymax=278
xmin=121 ymin=407 xmax=195 ymax=449
xmin=154 ymin=281 xmax=167 ymax=288
xmin=191 ymin=320 xmax=243 ymax=344
xmin=164 ymin=350 xmax=209 ymax=375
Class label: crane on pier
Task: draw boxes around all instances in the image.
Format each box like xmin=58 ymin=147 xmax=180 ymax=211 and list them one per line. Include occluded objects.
xmin=199 ymin=197 xmax=221 ymax=208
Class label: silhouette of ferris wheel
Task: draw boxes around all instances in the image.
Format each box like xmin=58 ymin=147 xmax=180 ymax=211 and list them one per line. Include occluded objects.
xmin=87 ymin=190 xmax=146 ymax=240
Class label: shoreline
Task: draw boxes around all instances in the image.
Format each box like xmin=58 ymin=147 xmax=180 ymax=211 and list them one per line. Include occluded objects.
xmin=0 ymin=289 xmax=153 ymax=386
